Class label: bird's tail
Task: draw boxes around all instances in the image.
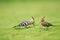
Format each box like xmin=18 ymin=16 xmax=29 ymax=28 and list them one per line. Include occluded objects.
xmin=48 ymin=23 xmax=53 ymax=26
xmin=49 ymin=24 xmax=56 ymax=27
xmin=52 ymin=25 xmax=56 ymax=27
xmin=50 ymin=24 xmax=53 ymax=26
xmin=13 ymin=25 xmax=20 ymax=28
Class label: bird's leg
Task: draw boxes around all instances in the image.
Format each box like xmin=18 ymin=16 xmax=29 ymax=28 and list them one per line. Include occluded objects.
xmin=33 ymin=23 xmax=35 ymax=27
xmin=45 ymin=27 xmax=48 ymax=30
xmin=25 ymin=25 xmax=28 ymax=28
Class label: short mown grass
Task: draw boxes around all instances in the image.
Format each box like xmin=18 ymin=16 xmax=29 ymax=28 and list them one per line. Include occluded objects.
xmin=0 ymin=1 xmax=60 ymax=40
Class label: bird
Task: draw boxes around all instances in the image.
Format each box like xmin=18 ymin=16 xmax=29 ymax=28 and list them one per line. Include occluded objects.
xmin=13 ymin=16 xmax=35 ymax=28
xmin=40 ymin=16 xmax=53 ymax=30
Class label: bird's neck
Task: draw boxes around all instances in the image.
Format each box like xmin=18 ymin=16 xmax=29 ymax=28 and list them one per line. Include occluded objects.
xmin=41 ymin=18 xmax=45 ymax=22
xmin=31 ymin=18 xmax=34 ymax=22
xmin=30 ymin=18 xmax=35 ymax=23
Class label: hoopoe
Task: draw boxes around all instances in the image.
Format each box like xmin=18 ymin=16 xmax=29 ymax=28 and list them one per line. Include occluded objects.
xmin=13 ymin=16 xmax=35 ymax=28
xmin=40 ymin=16 xmax=53 ymax=30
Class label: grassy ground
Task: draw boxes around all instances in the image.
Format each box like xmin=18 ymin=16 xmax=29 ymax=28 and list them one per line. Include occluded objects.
xmin=0 ymin=1 xmax=60 ymax=40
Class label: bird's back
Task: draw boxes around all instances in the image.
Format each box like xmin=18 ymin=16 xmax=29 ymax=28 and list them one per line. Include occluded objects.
xmin=41 ymin=21 xmax=53 ymax=27
xmin=41 ymin=21 xmax=48 ymax=27
xmin=19 ymin=20 xmax=29 ymax=26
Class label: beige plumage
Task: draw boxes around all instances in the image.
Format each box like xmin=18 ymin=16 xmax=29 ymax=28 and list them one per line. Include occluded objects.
xmin=13 ymin=16 xmax=35 ymax=28
xmin=40 ymin=16 xmax=53 ymax=30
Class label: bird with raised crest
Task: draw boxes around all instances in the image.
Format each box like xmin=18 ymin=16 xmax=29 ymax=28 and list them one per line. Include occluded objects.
xmin=13 ymin=16 xmax=35 ymax=28
xmin=40 ymin=16 xmax=53 ymax=30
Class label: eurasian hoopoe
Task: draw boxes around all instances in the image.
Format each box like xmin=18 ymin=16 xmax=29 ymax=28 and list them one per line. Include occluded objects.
xmin=13 ymin=16 xmax=35 ymax=28
xmin=40 ymin=16 xmax=53 ymax=29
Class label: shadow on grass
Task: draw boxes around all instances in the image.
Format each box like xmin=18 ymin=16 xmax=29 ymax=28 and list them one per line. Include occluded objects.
xmin=54 ymin=25 xmax=60 ymax=27
xmin=12 ymin=24 xmax=60 ymax=31
xmin=42 ymin=24 xmax=60 ymax=31
xmin=13 ymin=26 xmax=33 ymax=30
xmin=35 ymin=24 xmax=60 ymax=31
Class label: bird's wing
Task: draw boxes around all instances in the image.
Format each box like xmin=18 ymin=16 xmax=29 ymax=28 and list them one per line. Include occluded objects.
xmin=45 ymin=21 xmax=53 ymax=26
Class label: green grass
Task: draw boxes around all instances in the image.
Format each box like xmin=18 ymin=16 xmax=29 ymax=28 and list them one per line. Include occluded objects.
xmin=0 ymin=1 xmax=60 ymax=40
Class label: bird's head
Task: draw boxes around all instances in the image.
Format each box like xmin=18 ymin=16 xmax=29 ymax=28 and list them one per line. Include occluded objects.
xmin=41 ymin=16 xmax=46 ymax=22
xmin=42 ymin=16 xmax=45 ymax=19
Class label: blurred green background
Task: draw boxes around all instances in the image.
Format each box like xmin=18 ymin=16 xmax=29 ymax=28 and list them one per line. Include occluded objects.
xmin=0 ymin=0 xmax=60 ymax=40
